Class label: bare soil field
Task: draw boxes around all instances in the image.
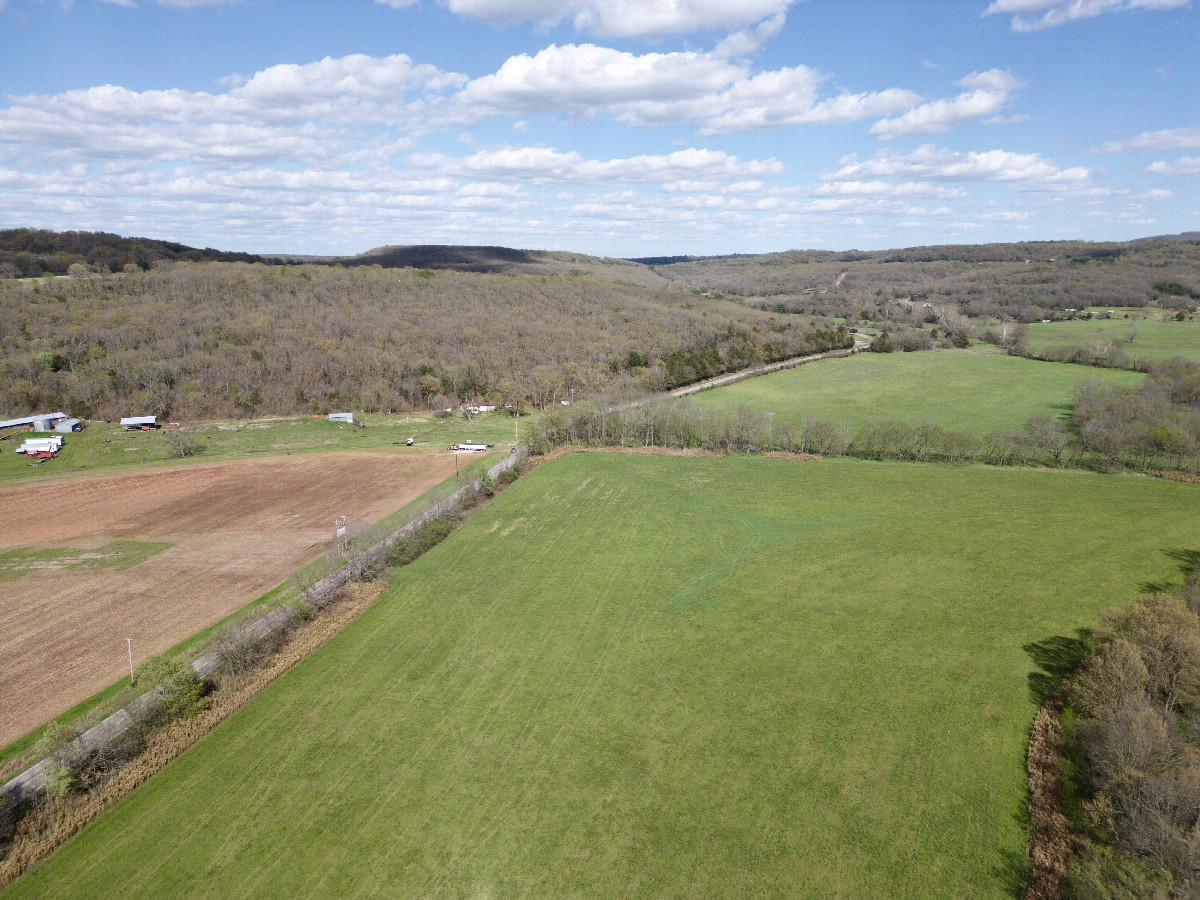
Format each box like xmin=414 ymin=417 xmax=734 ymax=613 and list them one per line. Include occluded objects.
xmin=0 ymin=450 xmax=458 ymax=746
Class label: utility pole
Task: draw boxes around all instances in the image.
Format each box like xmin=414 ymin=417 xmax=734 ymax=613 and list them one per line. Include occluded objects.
xmin=125 ymin=637 xmax=134 ymax=686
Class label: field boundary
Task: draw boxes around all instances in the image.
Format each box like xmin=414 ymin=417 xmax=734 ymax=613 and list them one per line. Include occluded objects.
xmin=1 ymin=448 xmax=526 ymax=813
xmin=668 ymin=336 xmax=869 ymax=398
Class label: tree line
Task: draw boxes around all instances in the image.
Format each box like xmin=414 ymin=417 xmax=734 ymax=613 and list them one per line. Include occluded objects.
xmin=1058 ymin=558 xmax=1200 ymax=897
xmin=535 ymin=359 xmax=1200 ymax=476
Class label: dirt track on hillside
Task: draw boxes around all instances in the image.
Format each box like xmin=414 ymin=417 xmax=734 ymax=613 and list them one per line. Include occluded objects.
xmin=0 ymin=451 xmax=457 ymax=745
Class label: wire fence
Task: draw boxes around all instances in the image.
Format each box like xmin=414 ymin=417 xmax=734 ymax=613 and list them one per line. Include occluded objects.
xmin=2 ymin=447 xmax=527 ymax=813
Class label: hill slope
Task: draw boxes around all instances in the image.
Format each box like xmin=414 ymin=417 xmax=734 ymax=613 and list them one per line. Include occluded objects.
xmin=0 ymin=263 xmax=843 ymax=420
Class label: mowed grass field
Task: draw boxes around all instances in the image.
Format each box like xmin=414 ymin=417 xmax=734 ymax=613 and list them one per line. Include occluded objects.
xmin=9 ymin=453 xmax=1200 ymax=899
xmin=1025 ymin=315 xmax=1200 ymax=362
xmin=691 ymin=349 xmax=1144 ymax=436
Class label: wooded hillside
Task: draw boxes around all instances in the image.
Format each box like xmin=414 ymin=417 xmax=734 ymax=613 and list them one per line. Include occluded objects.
xmin=0 ymin=262 xmax=843 ymax=420
xmin=0 ymin=229 xmax=275 ymax=278
xmin=652 ymin=236 xmax=1200 ymax=322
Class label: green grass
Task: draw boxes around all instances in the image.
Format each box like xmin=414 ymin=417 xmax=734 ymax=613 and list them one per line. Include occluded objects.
xmin=0 ymin=541 xmax=171 ymax=581
xmin=691 ymin=348 xmax=1144 ymax=436
xmin=0 ymin=410 xmax=531 ymax=482
xmin=0 ymin=457 xmax=496 ymax=778
xmin=1026 ymin=316 xmax=1200 ymax=362
xmin=9 ymin=454 xmax=1200 ymax=899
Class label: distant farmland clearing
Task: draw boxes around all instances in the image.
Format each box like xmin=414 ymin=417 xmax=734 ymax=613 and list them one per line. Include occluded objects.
xmin=1025 ymin=315 xmax=1200 ymax=362
xmin=0 ymin=450 xmax=457 ymax=746
xmin=691 ymin=348 xmax=1144 ymax=436
xmin=11 ymin=454 xmax=1200 ymax=899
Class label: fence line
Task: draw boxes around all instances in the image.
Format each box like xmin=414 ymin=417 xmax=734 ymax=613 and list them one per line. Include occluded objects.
xmin=2 ymin=448 xmax=527 ymax=813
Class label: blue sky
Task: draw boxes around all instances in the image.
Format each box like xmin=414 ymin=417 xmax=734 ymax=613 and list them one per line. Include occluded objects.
xmin=0 ymin=0 xmax=1196 ymax=256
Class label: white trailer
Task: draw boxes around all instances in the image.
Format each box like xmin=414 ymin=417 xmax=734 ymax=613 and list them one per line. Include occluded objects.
xmin=17 ymin=436 xmax=64 ymax=456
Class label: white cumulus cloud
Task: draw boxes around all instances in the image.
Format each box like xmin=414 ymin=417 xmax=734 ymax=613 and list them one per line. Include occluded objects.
xmin=450 ymin=43 xmax=923 ymax=133
xmin=983 ymin=0 xmax=1189 ymax=32
xmin=421 ymin=0 xmax=797 ymax=39
xmin=408 ymin=146 xmax=785 ymax=185
xmin=1147 ymin=156 xmax=1200 ymax=175
xmin=1092 ymin=127 xmax=1200 ymax=153
xmin=825 ymin=145 xmax=1089 ymax=188
xmin=869 ymin=70 xmax=1024 ymax=139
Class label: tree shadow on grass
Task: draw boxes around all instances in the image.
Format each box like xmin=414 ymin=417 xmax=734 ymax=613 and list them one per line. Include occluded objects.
xmin=1024 ymin=629 xmax=1092 ymax=707
xmin=1139 ymin=548 xmax=1200 ymax=594
xmin=992 ymin=846 xmax=1029 ymax=899
xmin=1165 ymin=548 xmax=1200 ymax=578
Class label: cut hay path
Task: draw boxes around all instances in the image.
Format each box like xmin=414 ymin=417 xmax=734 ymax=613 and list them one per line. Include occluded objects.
xmin=0 ymin=450 xmax=457 ymax=746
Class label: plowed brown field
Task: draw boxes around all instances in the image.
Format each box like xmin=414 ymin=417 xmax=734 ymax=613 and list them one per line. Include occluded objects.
xmin=0 ymin=450 xmax=458 ymax=746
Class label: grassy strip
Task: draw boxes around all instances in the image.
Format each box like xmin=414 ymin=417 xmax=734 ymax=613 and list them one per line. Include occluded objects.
xmin=0 ymin=412 xmax=527 ymax=483
xmin=290 ymin=450 xmax=497 ymax=592
xmin=0 ymin=582 xmax=386 ymax=889
xmin=0 ymin=542 xmax=172 ymax=581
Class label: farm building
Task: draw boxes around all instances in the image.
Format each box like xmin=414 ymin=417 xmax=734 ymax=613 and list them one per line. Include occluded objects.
xmin=0 ymin=412 xmax=67 ymax=433
xmin=328 ymin=412 xmax=354 ymax=423
xmin=55 ymin=418 xmax=82 ymax=433
xmin=120 ymin=416 xmax=158 ymax=430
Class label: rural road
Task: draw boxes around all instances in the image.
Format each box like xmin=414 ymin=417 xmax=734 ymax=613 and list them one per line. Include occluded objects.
xmin=668 ymin=333 xmax=872 ymax=398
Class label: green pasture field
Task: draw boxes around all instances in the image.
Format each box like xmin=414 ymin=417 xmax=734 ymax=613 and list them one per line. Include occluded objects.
xmin=1080 ymin=306 xmax=1172 ymax=320
xmin=690 ymin=348 xmax=1144 ymax=436
xmin=0 ymin=540 xmax=171 ymax=582
xmin=1026 ymin=315 xmax=1200 ymax=362
xmin=10 ymin=453 xmax=1200 ymax=899
xmin=0 ymin=410 xmax=529 ymax=482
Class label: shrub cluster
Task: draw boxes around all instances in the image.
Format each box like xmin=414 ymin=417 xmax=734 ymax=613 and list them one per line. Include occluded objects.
xmin=1020 ymin=342 xmax=1157 ymax=373
xmin=1061 ymin=567 xmax=1200 ymax=898
xmin=384 ymin=518 xmax=455 ymax=568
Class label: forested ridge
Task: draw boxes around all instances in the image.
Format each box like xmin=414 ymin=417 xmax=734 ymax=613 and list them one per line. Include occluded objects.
xmin=652 ymin=235 xmax=1200 ymax=323
xmin=0 ymin=262 xmax=844 ymax=420
xmin=0 ymin=229 xmax=277 ymax=277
